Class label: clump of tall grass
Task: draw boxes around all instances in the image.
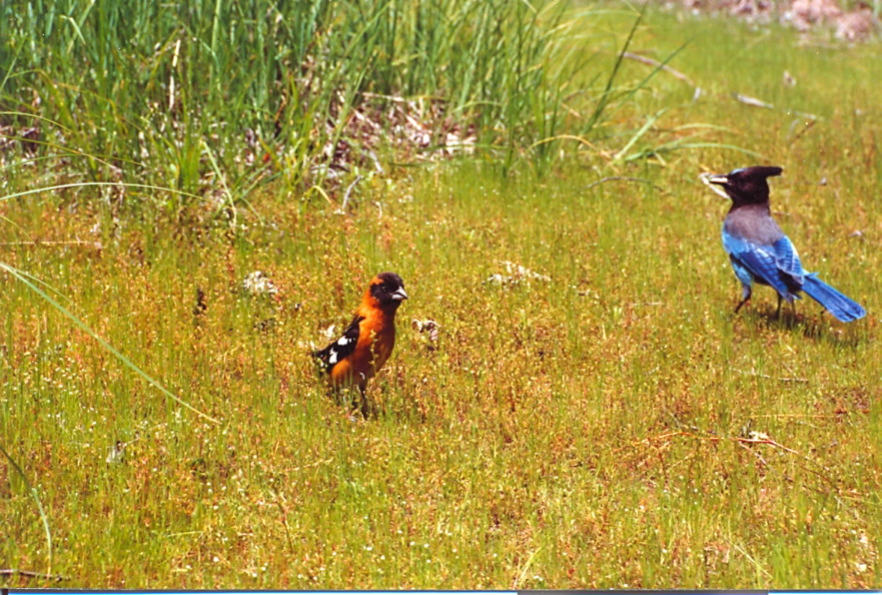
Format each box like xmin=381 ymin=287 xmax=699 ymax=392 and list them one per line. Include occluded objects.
xmin=0 ymin=1 xmax=689 ymax=217
xmin=0 ymin=1 xmax=567 ymax=208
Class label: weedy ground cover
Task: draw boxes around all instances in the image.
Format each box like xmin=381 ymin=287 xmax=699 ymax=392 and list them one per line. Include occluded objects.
xmin=1 ymin=2 xmax=881 ymax=589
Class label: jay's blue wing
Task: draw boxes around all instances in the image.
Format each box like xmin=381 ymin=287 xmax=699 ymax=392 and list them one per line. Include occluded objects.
xmin=769 ymin=236 xmax=804 ymax=280
xmin=722 ymin=229 xmax=800 ymax=299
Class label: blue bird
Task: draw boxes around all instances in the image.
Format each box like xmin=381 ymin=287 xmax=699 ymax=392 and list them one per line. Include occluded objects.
xmin=702 ymin=166 xmax=866 ymax=322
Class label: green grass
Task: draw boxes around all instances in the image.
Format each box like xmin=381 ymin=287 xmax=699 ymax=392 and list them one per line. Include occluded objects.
xmin=2 ymin=3 xmax=882 ymax=590
xmin=0 ymin=0 xmax=589 ymax=195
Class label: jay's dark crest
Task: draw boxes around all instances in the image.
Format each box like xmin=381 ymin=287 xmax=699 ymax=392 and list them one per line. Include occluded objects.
xmin=701 ymin=166 xmax=865 ymax=323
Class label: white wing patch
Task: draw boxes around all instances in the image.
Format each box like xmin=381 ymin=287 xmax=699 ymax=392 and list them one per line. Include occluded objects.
xmin=314 ymin=315 xmax=364 ymax=374
xmin=330 ymin=336 xmax=354 ymax=364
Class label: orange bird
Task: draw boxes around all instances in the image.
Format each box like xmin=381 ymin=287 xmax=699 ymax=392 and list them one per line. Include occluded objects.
xmin=313 ymin=272 xmax=408 ymax=414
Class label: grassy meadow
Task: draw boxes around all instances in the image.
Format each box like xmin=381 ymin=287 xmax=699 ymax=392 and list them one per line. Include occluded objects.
xmin=2 ymin=1 xmax=882 ymax=589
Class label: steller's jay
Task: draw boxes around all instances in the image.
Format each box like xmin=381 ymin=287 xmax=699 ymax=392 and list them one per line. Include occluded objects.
xmin=701 ymin=166 xmax=865 ymax=322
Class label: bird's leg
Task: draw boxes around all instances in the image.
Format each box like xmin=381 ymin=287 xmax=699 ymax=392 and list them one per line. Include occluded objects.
xmin=734 ymin=285 xmax=751 ymax=313
xmin=355 ymin=383 xmax=372 ymax=419
xmin=776 ymin=294 xmax=783 ymax=320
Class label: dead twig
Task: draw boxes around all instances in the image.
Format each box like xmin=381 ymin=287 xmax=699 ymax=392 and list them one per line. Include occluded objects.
xmin=733 ymin=93 xmax=775 ymax=109
xmin=732 ymin=543 xmax=773 ymax=579
xmin=625 ymin=428 xmax=850 ymax=501
xmin=623 ymin=51 xmax=696 ymax=87
xmin=621 ymin=430 xmax=800 ymax=455
xmin=731 ymin=367 xmax=808 ymax=383
xmin=753 ymin=413 xmax=839 ymax=418
xmin=340 ymin=174 xmax=364 ymax=211
xmin=733 ymin=93 xmax=819 ymax=121
xmin=736 ymin=436 xmax=800 ymax=454
xmin=789 ymin=117 xmax=817 ymax=143
xmin=360 ymin=91 xmax=411 ymax=103
xmin=271 ymin=497 xmax=296 ymax=555
xmin=0 ymin=568 xmax=68 ymax=581
xmin=584 ymin=176 xmax=664 ymax=192
xmin=290 ymin=457 xmax=333 ymax=473
xmin=615 ymin=430 xmax=719 ymax=454
xmin=737 ymin=441 xmax=770 ymax=467
xmin=0 ymin=240 xmax=96 ymax=247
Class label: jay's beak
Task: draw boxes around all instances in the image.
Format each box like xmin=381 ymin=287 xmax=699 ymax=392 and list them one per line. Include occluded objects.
xmin=703 ymin=173 xmax=729 ymax=186
xmin=700 ymin=172 xmax=732 ymax=200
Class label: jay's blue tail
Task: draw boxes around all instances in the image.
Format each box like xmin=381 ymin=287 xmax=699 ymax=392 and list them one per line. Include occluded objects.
xmin=801 ymin=275 xmax=866 ymax=323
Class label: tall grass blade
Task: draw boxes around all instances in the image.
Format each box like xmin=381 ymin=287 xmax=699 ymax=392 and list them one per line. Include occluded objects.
xmin=0 ymin=442 xmax=53 ymax=576
xmin=584 ymin=3 xmax=647 ymax=134
xmin=0 ymin=182 xmax=203 ymax=204
xmin=0 ymin=262 xmax=220 ymax=425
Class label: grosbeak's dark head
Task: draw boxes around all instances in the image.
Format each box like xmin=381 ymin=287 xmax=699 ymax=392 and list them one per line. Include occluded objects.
xmin=367 ymin=272 xmax=408 ymax=311
xmin=702 ymin=166 xmax=783 ymax=206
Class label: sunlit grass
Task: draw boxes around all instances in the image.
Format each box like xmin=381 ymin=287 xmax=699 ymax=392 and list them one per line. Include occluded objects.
xmin=2 ymin=4 xmax=882 ymax=590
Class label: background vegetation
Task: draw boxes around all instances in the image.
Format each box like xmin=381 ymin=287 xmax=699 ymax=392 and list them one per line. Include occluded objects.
xmin=1 ymin=0 xmax=880 ymax=589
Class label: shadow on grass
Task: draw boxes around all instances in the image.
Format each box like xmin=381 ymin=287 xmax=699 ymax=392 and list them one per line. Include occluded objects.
xmin=732 ymin=302 xmax=867 ymax=347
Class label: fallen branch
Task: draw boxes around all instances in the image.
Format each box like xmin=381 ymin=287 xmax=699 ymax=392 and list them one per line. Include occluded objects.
xmin=733 ymin=93 xmax=775 ymax=109
xmin=732 ymin=367 xmax=808 ymax=383
xmin=621 ymin=429 xmax=799 ymax=455
xmin=753 ymin=413 xmax=840 ymax=418
xmin=340 ymin=174 xmax=364 ymax=211
xmin=734 ymin=436 xmax=800 ymax=455
xmin=737 ymin=441 xmax=770 ymax=467
xmin=789 ymin=117 xmax=817 ymax=143
xmin=615 ymin=430 xmax=718 ymax=453
xmin=0 ymin=568 xmax=68 ymax=581
xmin=584 ymin=176 xmax=664 ymax=192
xmin=623 ymin=51 xmax=696 ymax=86
xmin=0 ymin=240 xmax=97 ymax=248
xmin=733 ymin=93 xmax=819 ymax=121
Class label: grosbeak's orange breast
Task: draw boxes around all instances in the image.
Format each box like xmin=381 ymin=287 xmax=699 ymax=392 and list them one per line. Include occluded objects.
xmin=328 ymin=307 xmax=396 ymax=387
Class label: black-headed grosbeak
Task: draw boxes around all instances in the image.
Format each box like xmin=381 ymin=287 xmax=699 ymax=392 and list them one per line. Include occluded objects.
xmin=313 ymin=272 xmax=408 ymax=413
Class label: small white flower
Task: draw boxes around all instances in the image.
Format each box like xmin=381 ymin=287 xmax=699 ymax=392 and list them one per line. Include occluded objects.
xmin=241 ymin=271 xmax=278 ymax=296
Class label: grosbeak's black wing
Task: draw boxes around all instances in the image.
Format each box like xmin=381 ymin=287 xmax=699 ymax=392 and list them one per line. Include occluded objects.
xmin=313 ymin=314 xmax=363 ymax=374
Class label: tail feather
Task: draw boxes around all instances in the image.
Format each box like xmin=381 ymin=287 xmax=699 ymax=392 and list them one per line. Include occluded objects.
xmin=802 ymin=275 xmax=866 ymax=322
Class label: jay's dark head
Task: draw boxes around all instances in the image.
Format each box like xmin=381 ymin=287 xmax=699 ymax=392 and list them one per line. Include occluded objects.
xmin=367 ymin=272 xmax=408 ymax=310
xmin=703 ymin=166 xmax=783 ymax=207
